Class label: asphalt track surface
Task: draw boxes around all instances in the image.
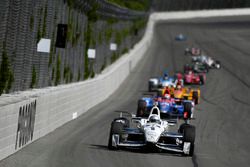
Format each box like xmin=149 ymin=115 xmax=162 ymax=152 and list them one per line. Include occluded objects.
xmin=1 ymin=16 xmax=250 ymax=167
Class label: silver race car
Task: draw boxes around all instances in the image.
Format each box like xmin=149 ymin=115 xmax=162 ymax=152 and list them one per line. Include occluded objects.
xmin=192 ymin=55 xmax=221 ymax=69
xmin=108 ymin=106 xmax=196 ymax=156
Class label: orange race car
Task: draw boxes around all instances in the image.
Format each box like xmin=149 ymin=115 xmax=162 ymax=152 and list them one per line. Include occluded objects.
xmin=159 ymin=85 xmax=200 ymax=105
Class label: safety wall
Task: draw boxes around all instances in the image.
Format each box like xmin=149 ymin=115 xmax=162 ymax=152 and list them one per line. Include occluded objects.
xmin=1 ymin=8 xmax=250 ymax=161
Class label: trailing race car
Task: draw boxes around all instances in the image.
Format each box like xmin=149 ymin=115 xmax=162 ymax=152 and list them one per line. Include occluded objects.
xmin=108 ymin=106 xmax=196 ymax=156
xmin=159 ymin=85 xmax=201 ymax=105
xmin=155 ymin=95 xmax=194 ymax=119
xmin=184 ymin=62 xmax=209 ymax=73
xmin=148 ymin=72 xmax=182 ymax=92
xmin=136 ymin=93 xmax=155 ymax=117
xmin=185 ymin=47 xmax=201 ymax=56
xmin=183 ymin=70 xmax=206 ymax=85
xmin=192 ymin=55 xmax=221 ymax=69
xmin=136 ymin=94 xmax=194 ymax=119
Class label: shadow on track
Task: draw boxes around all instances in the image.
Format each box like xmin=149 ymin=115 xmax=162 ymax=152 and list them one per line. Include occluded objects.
xmin=88 ymin=144 xmax=185 ymax=157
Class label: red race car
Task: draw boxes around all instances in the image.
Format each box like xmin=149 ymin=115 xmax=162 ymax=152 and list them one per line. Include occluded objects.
xmin=183 ymin=70 xmax=206 ymax=85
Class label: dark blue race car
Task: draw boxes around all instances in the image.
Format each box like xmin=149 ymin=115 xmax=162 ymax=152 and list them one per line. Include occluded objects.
xmin=136 ymin=94 xmax=194 ymax=119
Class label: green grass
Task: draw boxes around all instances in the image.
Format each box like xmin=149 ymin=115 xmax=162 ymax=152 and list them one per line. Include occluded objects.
xmin=30 ymin=15 xmax=34 ymax=30
xmin=107 ymin=0 xmax=150 ymax=11
xmin=55 ymin=54 xmax=61 ymax=86
xmin=0 ymin=49 xmax=14 ymax=95
xmin=30 ymin=66 xmax=37 ymax=88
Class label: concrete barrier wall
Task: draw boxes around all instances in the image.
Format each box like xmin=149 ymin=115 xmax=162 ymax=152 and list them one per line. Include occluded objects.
xmin=1 ymin=8 xmax=250 ymax=160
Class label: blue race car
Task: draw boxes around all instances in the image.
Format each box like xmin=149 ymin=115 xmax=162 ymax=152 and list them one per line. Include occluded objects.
xmin=175 ymin=34 xmax=187 ymax=41
xmin=157 ymin=97 xmax=194 ymax=118
xmin=148 ymin=72 xmax=177 ymax=91
xmin=136 ymin=94 xmax=194 ymax=119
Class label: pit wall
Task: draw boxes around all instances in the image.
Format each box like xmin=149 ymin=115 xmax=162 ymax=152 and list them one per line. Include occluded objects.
xmin=1 ymin=8 xmax=250 ymax=160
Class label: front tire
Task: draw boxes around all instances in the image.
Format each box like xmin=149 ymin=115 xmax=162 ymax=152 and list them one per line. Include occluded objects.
xmin=183 ymin=125 xmax=195 ymax=156
xmin=108 ymin=122 xmax=123 ymax=150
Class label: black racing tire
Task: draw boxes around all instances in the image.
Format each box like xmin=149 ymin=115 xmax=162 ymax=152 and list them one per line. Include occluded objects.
xmin=136 ymin=100 xmax=147 ymax=117
xmin=183 ymin=102 xmax=192 ymax=119
xmin=113 ymin=117 xmax=130 ymax=128
xmin=148 ymin=81 xmax=153 ymax=92
xmin=204 ymin=64 xmax=209 ymax=72
xmin=184 ymin=79 xmax=189 ymax=85
xmin=215 ymin=61 xmax=221 ymax=69
xmin=108 ymin=122 xmax=123 ymax=150
xmin=199 ymin=75 xmax=204 ymax=85
xmin=178 ymin=123 xmax=189 ymax=133
xmin=204 ymin=67 xmax=209 ymax=73
xmin=183 ymin=125 xmax=195 ymax=142
xmin=192 ymin=91 xmax=199 ymax=105
xmin=157 ymin=89 xmax=163 ymax=97
xmin=183 ymin=125 xmax=196 ymax=156
xmin=148 ymin=85 xmax=152 ymax=92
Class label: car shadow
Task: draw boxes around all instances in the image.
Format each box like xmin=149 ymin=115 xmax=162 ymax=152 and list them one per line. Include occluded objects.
xmin=88 ymin=144 xmax=184 ymax=157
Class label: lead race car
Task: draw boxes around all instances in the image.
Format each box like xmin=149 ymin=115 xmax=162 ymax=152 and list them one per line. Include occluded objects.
xmin=108 ymin=106 xmax=196 ymax=156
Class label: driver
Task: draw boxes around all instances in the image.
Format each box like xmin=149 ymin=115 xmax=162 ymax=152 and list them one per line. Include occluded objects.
xmin=149 ymin=115 xmax=161 ymax=124
xmin=163 ymin=72 xmax=168 ymax=80
xmin=176 ymin=84 xmax=182 ymax=90
xmin=163 ymin=87 xmax=170 ymax=96
xmin=164 ymin=93 xmax=171 ymax=100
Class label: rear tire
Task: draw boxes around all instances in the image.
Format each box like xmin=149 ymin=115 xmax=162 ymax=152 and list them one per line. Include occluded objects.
xmin=215 ymin=61 xmax=221 ymax=69
xmin=183 ymin=102 xmax=192 ymax=119
xmin=192 ymin=91 xmax=199 ymax=105
xmin=199 ymin=75 xmax=204 ymax=85
xmin=183 ymin=125 xmax=195 ymax=156
xmin=178 ymin=123 xmax=189 ymax=133
xmin=136 ymin=100 xmax=147 ymax=117
xmin=148 ymin=81 xmax=152 ymax=92
xmin=108 ymin=122 xmax=123 ymax=150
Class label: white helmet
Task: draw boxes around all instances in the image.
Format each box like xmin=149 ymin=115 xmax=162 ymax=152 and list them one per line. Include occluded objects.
xmin=165 ymin=94 xmax=170 ymax=99
xmin=149 ymin=115 xmax=160 ymax=124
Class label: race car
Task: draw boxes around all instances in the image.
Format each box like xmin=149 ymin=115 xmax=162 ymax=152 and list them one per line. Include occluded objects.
xmin=136 ymin=91 xmax=194 ymax=119
xmin=192 ymin=55 xmax=221 ymax=69
xmin=185 ymin=47 xmax=201 ymax=56
xmin=175 ymin=34 xmax=187 ymax=41
xmin=184 ymin=62 xmax=209 ymax=73
xmin=183 ymin=70 xmax=206 ymax=85
xmin=108 ymin=106 xmax=196 ymax=156
xmin=136 ymin=93 xmax=155 ymax=117
xmin=148 ymin=75 xmax=175 ymax=91
xmin=159 ymin=85 xmax=201 ymax=105
xmin=148 ymin=72 xmax=182 ymax=92
xmin=155 ymin=95 xmax=194 ymax=119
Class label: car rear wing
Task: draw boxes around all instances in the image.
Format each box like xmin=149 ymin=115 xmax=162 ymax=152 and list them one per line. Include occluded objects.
xmin=114 ymin=110 xmax=136 ymax=118
xmin=142 ymin=92 xmax=157 ymax=97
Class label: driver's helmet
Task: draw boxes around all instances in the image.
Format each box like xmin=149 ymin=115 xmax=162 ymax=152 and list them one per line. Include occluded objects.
xmin=188 ymin=71 xmax=192 ymax=75
xmin=153 ymin=101 xmax=158 ymax=106
xmin=165 ymin=94 xmax=170 ymax=99
xmin=176 ymin=84 xmax=181 ymax=90
xmin=149 ymin=115 xmax=160 ymax=124
xmin=163 ymin=72 xmax=168 ymax=79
